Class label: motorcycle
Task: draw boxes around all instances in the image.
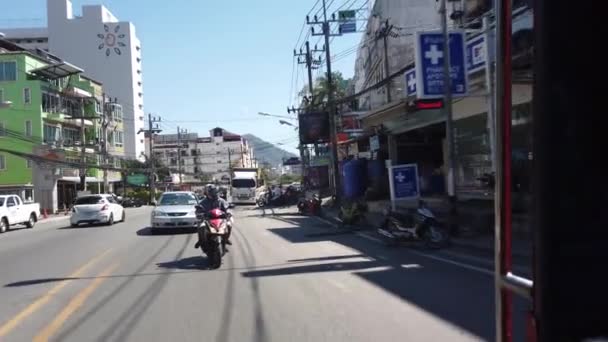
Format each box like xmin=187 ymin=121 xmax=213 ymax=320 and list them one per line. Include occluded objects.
xmin=378 ymin=200 xmax=449 ymax=249
xmin=297 ymin=194 xmax=321 ymax=215
xmin=195 ymin=207 xmax=230 ymax=268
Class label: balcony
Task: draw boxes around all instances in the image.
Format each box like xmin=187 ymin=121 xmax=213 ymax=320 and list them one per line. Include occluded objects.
xmin=61 ymin=168 xmax=80 ymax=177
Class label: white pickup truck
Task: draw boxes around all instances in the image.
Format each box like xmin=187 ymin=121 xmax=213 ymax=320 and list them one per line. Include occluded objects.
xmin=0 ymin=195 xmax=41 ymax=233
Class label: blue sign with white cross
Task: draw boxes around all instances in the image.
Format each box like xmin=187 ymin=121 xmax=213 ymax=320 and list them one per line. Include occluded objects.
xmin=389 ymin=163 xmax=419 ymax=200
xmin=405 ymin=68 xmax=416 ymax=97
xmin=415 ymin=30 xmax=468 ymax=99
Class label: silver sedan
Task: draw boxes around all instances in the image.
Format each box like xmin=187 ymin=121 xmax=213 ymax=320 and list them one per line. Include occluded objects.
xmin=150 ymin=192 xmax=199 ymax=232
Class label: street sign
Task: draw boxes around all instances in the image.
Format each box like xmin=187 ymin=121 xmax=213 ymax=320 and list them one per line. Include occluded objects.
xmin=387 ymin=163 xmax=420 ymax=209
xmin=127 ymin=174 xmax=148 ymax=186
xmin=369 ymin=135 xmax=380 ymax=151
xmin=405 ymin=68 xmax=416 ymax=96
xmin=466 ymin=34 xmax=486 ymax=74
xmin=415 ymin=30 xmax=468 ymax=99
xmin=338 ymin=10 xmax=356 ymax=33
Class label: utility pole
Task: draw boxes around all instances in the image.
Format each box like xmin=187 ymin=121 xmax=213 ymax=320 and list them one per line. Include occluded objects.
xmin=227 ymin=148 xmax=233 ymax=194
xmin=177 ymin=126 xmax=187 ymax=185
xmin=307 ymin=0 xmax=341 ymax=201
xmin=101 ymin=94 xmax=110 ymax=193
xmin=141 ymin=114 xmax=162 ymax=204
xmin=79 ymin=98 xmax=87 ymax=192
xmin=378 ymin=19 xmax=393 ymax=103
xmin=439 ymin=0 xmax=457 ymax=222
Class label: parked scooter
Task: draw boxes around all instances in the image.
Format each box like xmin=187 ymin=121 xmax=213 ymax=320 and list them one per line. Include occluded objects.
xmin=378 ymin=200 xmax=449 ymax=249
xmin=195 ymin=207 xmax=230 ymax=269
xmin=338 ymin=200 xmax=367 ymax=227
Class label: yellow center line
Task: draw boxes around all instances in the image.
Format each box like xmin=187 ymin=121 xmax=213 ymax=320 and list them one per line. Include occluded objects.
xmin=0 ymin=248 xmax=113 ymax=338
xmin=33 ymin=262 xmax=120 ymax=342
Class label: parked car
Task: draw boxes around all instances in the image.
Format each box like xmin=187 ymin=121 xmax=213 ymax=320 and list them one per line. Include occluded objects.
xmin=150 ymin=191 xmax=199 ymax=232
xmin=0 ymin=195 xmax=40 ymax=233
xmin=70 ymin=194 xmax=125 ymax=227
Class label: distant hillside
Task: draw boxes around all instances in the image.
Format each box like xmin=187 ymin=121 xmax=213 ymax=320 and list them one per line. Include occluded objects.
xmin=243 ymin=134 xmax=297 ymax=167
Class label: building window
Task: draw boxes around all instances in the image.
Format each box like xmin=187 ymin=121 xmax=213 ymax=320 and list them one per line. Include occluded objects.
xmin=0 ymin=122 xmax=6 ymax=136
xmin=37 ymin=39 xmax=45 ymax=43
xmin=24 ymin=189 xmax=33 ymax=202
xmin=170 ymin=158 xmax=177 ymax=166
xmin=0 ymin=154 xmax=5 ymax=170
xmin=43 ymin=124 xmax=61 ymax=143
xmin=137 ymin=57 xmax=141 ymax=63
xmin=25 ymin=120 xmax=32 ymax=137
xmin=26 ymin=159 xmax=32 ymax=168
xmin=62 ymin=127 xmax=79 ymax=145
xmin=23 ymin=88 xmax=31 ymax=104
xmin=0 ymin=61 xmax=17 ymax=81
xmin=136 ymin=46 xmax=141 ymax=51
xmin=115 ymin=131 xmax=124 ymax=146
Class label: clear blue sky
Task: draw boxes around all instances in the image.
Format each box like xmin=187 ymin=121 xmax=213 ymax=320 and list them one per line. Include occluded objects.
xmin=2 ymin=0 xmax=365 ymax=154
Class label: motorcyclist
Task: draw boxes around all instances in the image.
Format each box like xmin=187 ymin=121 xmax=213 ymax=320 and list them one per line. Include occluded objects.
xmin=194 ymin=185 xmax=232 ymax=249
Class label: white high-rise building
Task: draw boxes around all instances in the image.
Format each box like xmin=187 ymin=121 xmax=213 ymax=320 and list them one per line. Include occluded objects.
xmin=1 ymin=0 xmax=145 ymax=160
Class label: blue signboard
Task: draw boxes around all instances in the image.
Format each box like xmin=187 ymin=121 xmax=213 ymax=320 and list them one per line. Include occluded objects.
xmin=466 ymin=35 xmax=486 ymax=74
xmin=389 ymin=163 xmax=419 ymax=200
xmin=405 ymin=68 xmax=416 ymax=97
xmin=415 ymin=30 xmax=468 ymax=99
xmin=339 ymin=22 xmax=356 ymax=33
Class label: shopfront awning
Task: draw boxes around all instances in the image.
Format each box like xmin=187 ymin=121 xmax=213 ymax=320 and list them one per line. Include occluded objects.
xmin=60 ymin=177 xmax=101 ymax=183
xmin=31 ymin=62 xmax=83 ymax=80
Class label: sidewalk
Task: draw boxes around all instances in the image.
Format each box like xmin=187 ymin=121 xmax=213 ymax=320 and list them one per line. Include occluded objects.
xmin=319 ymin=198 xmax=532 ymax=259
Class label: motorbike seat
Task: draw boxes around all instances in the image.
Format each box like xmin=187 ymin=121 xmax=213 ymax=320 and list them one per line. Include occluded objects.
xmin=388 ymin=210 xmax=415 ymax=224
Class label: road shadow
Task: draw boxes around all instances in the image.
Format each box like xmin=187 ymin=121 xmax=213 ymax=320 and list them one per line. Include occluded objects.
xmin=57 ymin=223 xmax=108 ymax=230
xmin=156 ymin=256 xmax=208 ymax=270
xmin=258 ymin=207 xmax=528 ymax=341
xmin=136 ymin=227 xmax=195 ymax=236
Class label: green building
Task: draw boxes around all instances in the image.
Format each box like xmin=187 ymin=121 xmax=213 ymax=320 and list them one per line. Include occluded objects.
xmin=0 ymin=40 xmax=125 ymax=212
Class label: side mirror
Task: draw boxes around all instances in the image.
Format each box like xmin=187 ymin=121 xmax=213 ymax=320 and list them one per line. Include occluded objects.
xmin=151 ymin=200 xmax=157 ymax=206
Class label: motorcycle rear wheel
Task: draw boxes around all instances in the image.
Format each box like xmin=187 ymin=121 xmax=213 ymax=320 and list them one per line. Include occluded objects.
xmin=424 ymin=226 xmax=449 ymax=249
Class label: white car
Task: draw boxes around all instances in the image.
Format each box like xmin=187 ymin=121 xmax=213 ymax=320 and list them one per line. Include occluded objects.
xmin=0 ymin=195 xmax=40 ymax=233
xmin=151 ymin=191 xmax=199 ymax=231
xmin=70 ymin=194 xmax=125 ymax=227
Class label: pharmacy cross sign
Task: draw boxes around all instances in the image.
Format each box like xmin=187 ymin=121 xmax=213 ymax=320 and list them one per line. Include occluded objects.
xmin=425 ymin=45 xmax=443 ymax=65
xmin=414 ymin=30 xmax=468 ymax=99
xmin=395 ymin=172 xmax=405 ymax=182
xmin=405 ymin=68 xmax=416 ymax=96
xmin=389 ymin=163 xmax=420 ymax=200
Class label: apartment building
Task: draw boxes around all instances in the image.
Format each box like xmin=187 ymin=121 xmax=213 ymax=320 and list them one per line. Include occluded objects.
xmin=1 ymin=0 xmax=146 ymax=159
xmin=151 ymin=128 xmax=255 ymax=184
xmin=0 ymin=39 xmax=125 ymax=212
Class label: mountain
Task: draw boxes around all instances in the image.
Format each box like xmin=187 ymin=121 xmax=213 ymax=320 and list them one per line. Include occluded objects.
xmin=243 ymin=134 xmax=297 ymax=167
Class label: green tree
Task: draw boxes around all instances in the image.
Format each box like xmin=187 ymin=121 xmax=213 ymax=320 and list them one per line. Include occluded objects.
xmin=299 ymin=71 xmax=351 ymax=111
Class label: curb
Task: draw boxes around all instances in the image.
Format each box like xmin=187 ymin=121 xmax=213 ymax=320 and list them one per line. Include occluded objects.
xmin=319 ymin=209 xmax=532 ymax=259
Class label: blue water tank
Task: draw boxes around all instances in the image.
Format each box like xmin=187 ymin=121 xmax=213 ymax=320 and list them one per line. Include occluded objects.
xmin=343 ymin=159 xmax=367 ymax=199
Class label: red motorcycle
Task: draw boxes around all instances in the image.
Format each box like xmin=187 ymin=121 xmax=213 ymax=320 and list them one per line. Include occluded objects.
xmin=195 ymin=207 xmax=230 ymax=269
xmin=297 ymin=194 xmax=321 ymax=215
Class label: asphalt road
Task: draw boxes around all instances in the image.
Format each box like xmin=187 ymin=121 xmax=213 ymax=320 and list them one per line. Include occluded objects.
xmin=0 ymin=205 xmax=530 ymax=341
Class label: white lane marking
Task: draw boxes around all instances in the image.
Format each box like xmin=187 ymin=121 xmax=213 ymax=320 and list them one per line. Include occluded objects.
xmin=401 ymin=264 xmax=422 ymax=269
xmin=376 ymin=255 xmax=389 ymax=261
xmin=356 ymin=232 xmax=383 ymax=244
xmin=408 ymin=250 xmax=494 ymax=276
xmin=439 ymin=250 xmax=529 ymax=275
